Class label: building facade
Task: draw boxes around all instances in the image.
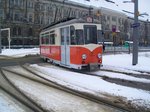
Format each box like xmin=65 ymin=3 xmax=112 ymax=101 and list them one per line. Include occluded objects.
xmin=0 ymin=0 xmax=89 ymax=47
xmin=0 ymin=0 xmax=150 ymax=47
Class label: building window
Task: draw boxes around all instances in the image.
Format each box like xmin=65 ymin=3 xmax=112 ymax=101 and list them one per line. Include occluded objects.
xmin=28 ymin=28 xmax=33 ymax=36
xmin=28 ymin=1 xmax=34 ymax=8
xmin=118 ymin=18 xmax=121 ymax=24
xmin=0 ymin=9 xmax=3 ymax=18
xmin=13 ymin=27 xmax=17 ymax=36
xmin=18 ymin=0 xmax=23 ymax=6
xmin=14 ymin=13 xmax=19 ymax=21
xmin=107 ymin=16 xmax=110 ymax=21
xmin=18 ymin=27 xmax=21 ymax=36
xmin=29 ymin=14 xmax=33 ymax=22
xmin=40 ymin=15 xmax=44 ymax=24
xmin=112 ymin=16 xmax=116 ymax=22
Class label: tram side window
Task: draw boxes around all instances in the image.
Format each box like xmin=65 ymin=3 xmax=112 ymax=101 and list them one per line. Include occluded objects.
xmin=70 ymin=26 xmax=76 ymax=45
xmin=41 ymin=36 xmax=47 ymax=44
xmin=60 ymin=27 xmax=70 ymax=45
xmin=66 ymin=27 xmax=70 ymax=45
xmin=60 ymin=28 xmax=64 ymax=45
xmin=76 ymin=30 xmax=84 ymax=45
xmin=50 ymin=34 xmax=55 ymax=44
xmin=45 ymin=35 xmax=49 ymax=44
xmin=41 ymin=36 xmax=44 ymax=44
xmin=41 ymin=33 xmax=49 ymax=45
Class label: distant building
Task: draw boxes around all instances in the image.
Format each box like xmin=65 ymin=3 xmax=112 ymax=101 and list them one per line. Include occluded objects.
xmin=0 ymin=0 xmax=89 ymax=47
xmin=127 ymin=17 xmax=150 ymax=46
xmin=93 ymin=7 xmax=128 ymax=45
xmin=0 ymin=0 xmax=150 ymax=47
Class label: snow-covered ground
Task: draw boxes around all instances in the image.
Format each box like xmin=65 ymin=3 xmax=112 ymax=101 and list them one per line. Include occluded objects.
xmin=0 ymin=48 xmax=39 ymax=57
xmin=103 ymin=52 xmax=150 ymax=73
xmin=30 ymin=64 xmax=150 ymax=110
xmin=4 ymin=71 xmax=118 ymax=112
xmin=1 ymin=48 xmax=150 ymax=111
xmin=0 ymin=88 xmax=32 ymax=112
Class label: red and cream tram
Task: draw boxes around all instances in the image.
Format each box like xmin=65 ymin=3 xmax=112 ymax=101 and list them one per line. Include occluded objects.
xmin=40 ymin=17 xmax=103 ymax=70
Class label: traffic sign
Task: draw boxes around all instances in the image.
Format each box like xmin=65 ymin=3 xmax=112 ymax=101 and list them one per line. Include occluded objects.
xmin=131 ymin=23 xmax=140 ymax=28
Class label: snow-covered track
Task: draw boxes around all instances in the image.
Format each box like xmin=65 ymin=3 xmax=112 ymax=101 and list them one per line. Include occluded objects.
xmin=100 ymin=68 xmax=150 ymax=79
xmin=0 ymin=68 xmax=48 ymax=112
xmin=73 ymin=69 xmax=150 ymax=91
xmin=19 ymin=65 xmax=131 ymax=112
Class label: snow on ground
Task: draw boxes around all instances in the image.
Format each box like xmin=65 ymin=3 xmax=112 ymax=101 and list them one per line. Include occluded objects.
xmin=102 ymin=52 xmax=150 ymax=73
xmin=1 ymin=48 xmax=150 ymax=110
xmin=6 ymin=72 xmax=118 ymax=112
xmin=0 ymin=89 xmax=28 ymax=112
xmin=0 ymin=48 xmax=39 ymax=57
xmin=30 ymin=64 xmax=150 ymax=109
xmin=92 ymin=71 xmax=150 ymax=83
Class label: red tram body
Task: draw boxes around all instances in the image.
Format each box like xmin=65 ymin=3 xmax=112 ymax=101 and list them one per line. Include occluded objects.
xmin=40 ymin=17 xmax=103 ymax=70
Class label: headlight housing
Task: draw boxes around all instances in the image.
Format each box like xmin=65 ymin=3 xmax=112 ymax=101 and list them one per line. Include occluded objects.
xmin=98 ymin=53 xmax=102 ymax=59
xmin=82 ymin=54 xmax=87 ymax=60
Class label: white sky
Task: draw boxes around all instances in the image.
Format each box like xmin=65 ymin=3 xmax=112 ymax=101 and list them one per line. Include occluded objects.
xmin=70 ymin=0 xmax=150 ymax=20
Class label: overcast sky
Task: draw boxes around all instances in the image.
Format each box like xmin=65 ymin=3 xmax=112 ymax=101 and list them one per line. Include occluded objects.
xmin=70 ymin=0 xmax=150 ymax=20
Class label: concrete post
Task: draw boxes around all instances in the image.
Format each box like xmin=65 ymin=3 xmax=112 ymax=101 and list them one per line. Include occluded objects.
xmin=132 ymin=0 xmax=139 ymax=65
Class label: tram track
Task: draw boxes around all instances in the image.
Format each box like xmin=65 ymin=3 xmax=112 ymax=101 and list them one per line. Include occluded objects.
xmin=100 ymin=68 xmax=150 ymax=79
xmin=0 ymin=67 xmax=49 ymax=112
xmin=80 ymin=70 xmax=150 ymax=91
xmin=35 ymin=63 xmax=150 ymax=91
xmin=2 ymin=65 xmax=131 ymax=112
xmin=31 ymin=63 xmax=150 ymax=112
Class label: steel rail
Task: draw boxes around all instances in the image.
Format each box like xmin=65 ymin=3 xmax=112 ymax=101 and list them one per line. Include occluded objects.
xmin=0 ymin=68 xmax=48 ymax=112
xmin=20 ymin=65 xmax=131 ymax=112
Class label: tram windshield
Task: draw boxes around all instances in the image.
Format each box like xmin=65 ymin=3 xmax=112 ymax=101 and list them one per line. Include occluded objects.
xmin=71 ymin=25 xmax=97 ymax=45
xmin=84 ymin=25 xmax=97 ymax=44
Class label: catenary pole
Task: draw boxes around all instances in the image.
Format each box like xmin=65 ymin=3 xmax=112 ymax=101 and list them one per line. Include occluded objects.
xmin=132 ymin=0 xmax=139 ymax=65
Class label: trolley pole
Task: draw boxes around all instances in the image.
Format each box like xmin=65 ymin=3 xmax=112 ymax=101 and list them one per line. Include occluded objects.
xmin=132 ymin=0 xmax=139 ymax=65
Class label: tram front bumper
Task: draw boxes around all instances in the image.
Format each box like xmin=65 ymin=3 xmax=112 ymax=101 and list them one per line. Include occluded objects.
xmin=88 ymin=63 xmax=101 ymax=71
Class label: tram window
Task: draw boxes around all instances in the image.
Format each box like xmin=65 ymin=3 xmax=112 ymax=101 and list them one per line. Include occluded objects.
xmin=60 ymin=28 xmax=64 ymax=45
xmin=84 ymin=25 xmax=97 ymax=44
xmin=50 ymin=34 xmax=55 ymax=44
xmin=70 ymin=26 xmax=76 ymax=45
xmin=66 ymin=27 xmax=70 ymax=45
xmin=40 ymin=35 xmax=43 ymax=44
xmin=41 ymin=36 xmax=47 ymax=45
xmin=40 ymin=34 xmax=44 ymax=44
xmin=45 ymin=36 xmax=49 ymax=44
xmin=76 ymin=30 xmax=84 ymax=45
xmin=60 ymin=27 xmax=70 ymax=45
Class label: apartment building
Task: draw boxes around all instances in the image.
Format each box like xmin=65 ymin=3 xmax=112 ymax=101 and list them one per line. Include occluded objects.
xmin=0 ymin=0 xmax=150 ymax=46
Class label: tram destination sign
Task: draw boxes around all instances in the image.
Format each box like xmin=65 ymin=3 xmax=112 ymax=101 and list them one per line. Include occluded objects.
xmin=131 ymin=23 xmax=140 ymax=28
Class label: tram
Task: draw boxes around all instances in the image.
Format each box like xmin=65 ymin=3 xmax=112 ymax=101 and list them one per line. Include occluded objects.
xmin=40 ymin=17 xmax=103 ymax=70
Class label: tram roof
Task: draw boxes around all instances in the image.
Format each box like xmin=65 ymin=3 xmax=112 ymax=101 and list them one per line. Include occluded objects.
xmin=41 ymin=17 xmax=101 ymax=32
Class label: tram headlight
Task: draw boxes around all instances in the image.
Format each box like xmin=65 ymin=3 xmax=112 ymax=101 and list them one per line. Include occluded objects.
xmin=82 ymin=54 xmax=87 ymax=60
xmin=97 ymin=53 xmax=102 ymax=59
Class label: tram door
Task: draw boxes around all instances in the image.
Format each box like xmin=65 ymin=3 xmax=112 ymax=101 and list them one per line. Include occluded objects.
xmin=60 ymin=27 xmax=70 ymax=66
